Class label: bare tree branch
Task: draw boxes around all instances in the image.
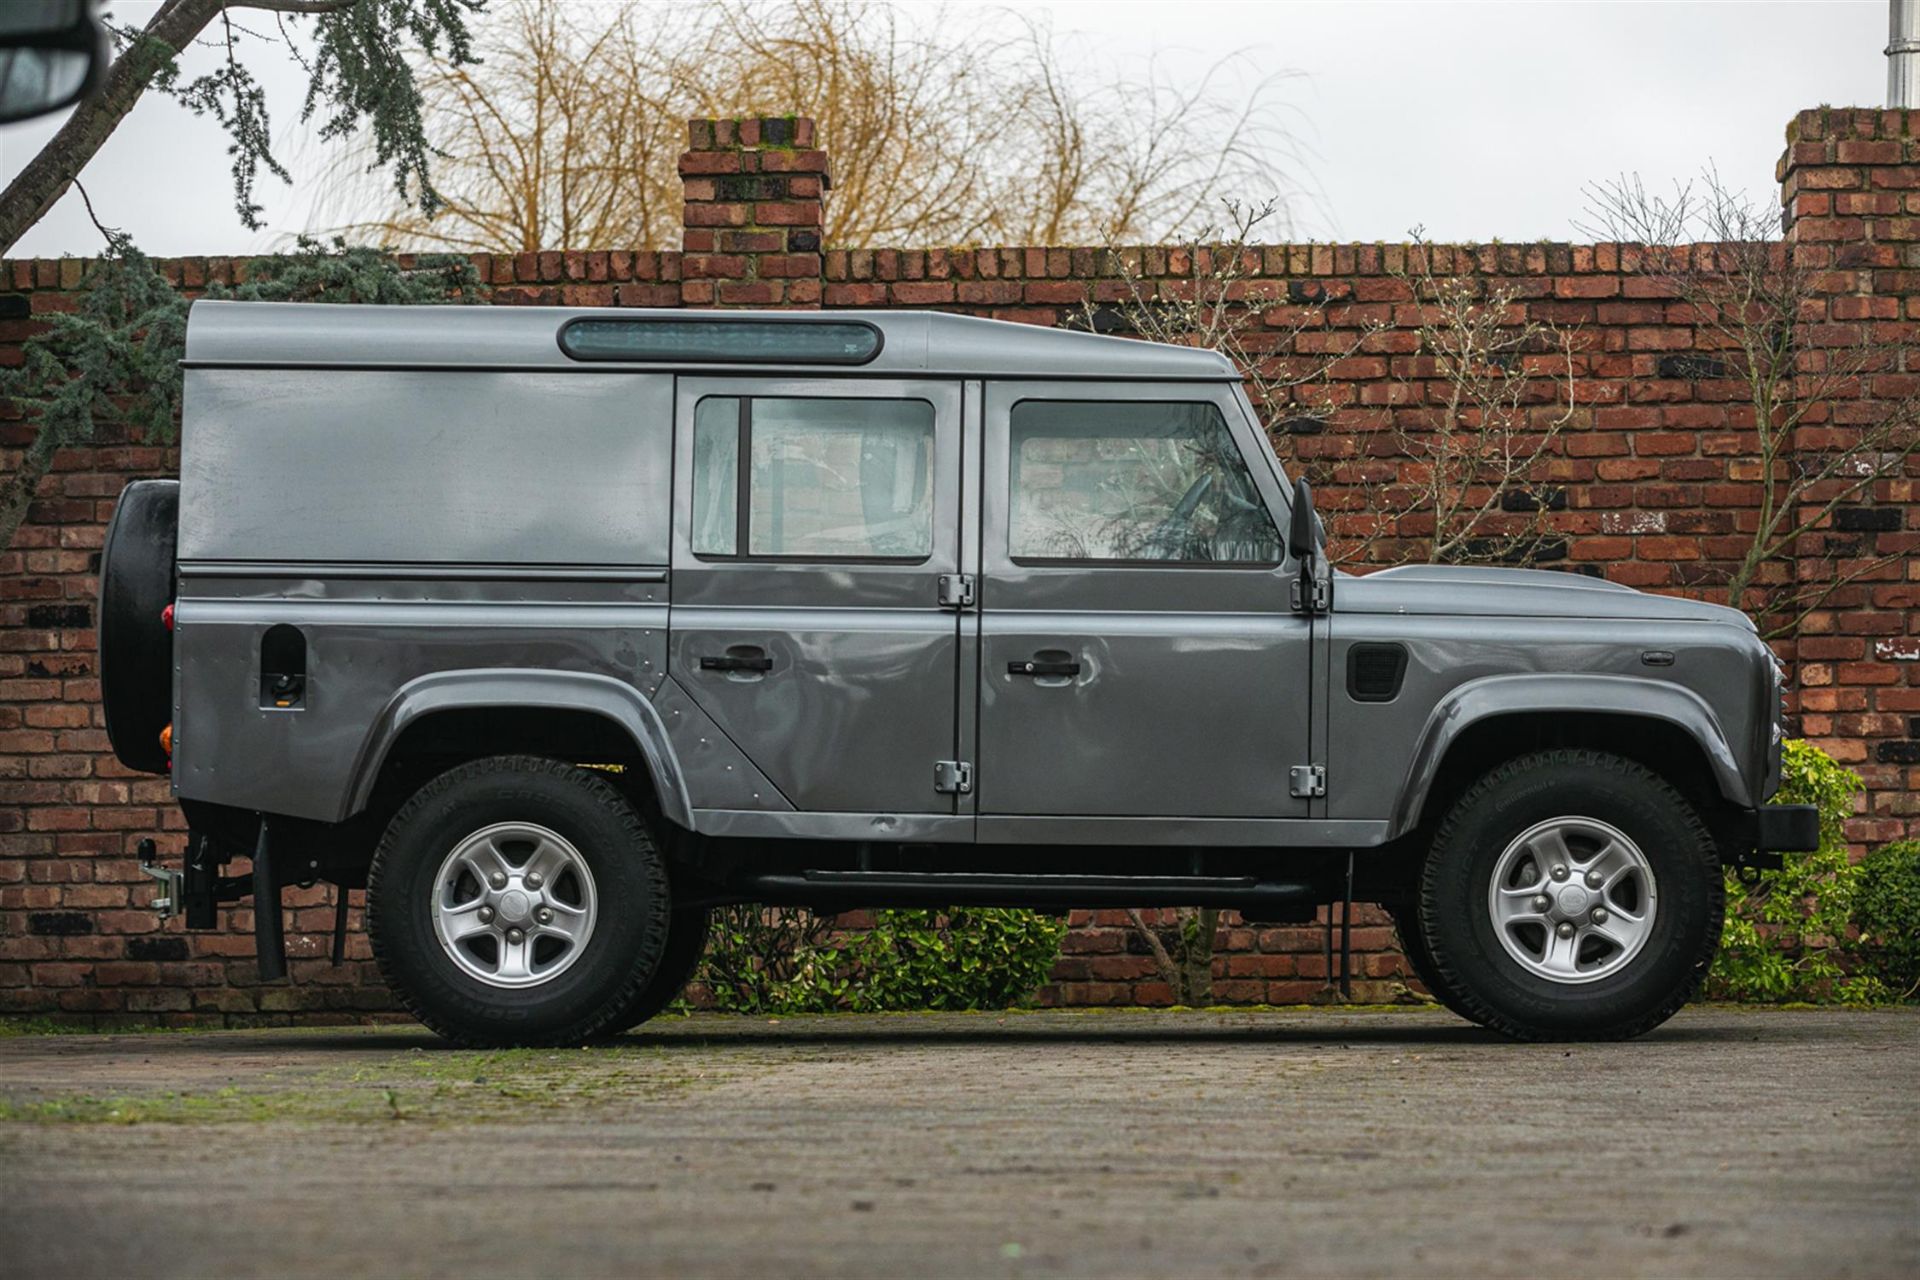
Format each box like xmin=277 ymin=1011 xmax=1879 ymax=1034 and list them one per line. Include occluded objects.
xmin=1584 ymin=170 xmax=1920 ymax=633
xmin=310 ymin=0 xmax=1304 ymax=252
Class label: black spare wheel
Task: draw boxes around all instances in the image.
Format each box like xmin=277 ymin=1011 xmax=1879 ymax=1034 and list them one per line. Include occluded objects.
xmin=98 ymin=479 xmax=178 ymax=774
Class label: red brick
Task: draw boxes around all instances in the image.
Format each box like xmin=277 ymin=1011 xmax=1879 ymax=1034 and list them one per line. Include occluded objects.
xmin=753 ymin=201 xmax=823 ymax=227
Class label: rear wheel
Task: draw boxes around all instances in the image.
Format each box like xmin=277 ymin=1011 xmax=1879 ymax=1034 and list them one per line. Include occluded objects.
xmin=367 ymin=756 xmax=670 ymax=1046
xmin=1418 ymin=749 xmax=1723 ymax=1041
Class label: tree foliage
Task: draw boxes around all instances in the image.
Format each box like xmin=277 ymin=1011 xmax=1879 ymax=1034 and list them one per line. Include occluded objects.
xmin=318 ymin=0 xmax=1300 ymax=251
xmin=0 ymin=0 xmax=483 ymax=255
xmin=132 ymin=0 xmax=479 ymax=230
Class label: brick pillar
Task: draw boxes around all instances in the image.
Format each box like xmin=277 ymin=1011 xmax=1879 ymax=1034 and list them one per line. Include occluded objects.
xmin=678 ymin=116 xmax=829 ymax=308
xmin=1777 ymin=109 xmax=1920 ymax=828
xmin=1779 ymin=107 xmax=1919 ymax=257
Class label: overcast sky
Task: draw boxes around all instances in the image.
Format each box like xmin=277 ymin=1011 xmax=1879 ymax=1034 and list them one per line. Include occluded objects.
xmin=0 ymin=0 xmax=1890 ymax=257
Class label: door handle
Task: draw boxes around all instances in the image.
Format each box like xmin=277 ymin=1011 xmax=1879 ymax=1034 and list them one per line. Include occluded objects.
xmin=700 ymin=654 xmax=773 ymax=673
xmin=1008 ymin=659 xmax=1080 ymax=678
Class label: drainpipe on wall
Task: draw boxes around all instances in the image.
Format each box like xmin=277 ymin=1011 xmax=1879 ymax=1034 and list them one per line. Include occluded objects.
xmin=1893 ymin=0 xmax=1920 ymax=107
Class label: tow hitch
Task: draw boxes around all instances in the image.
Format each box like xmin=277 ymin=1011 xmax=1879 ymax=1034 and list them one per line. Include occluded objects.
xmin=135 ymin=830 xmax=285 ymax=978
xmin=137 ymin=843 xmax=184 ymax=919
xmin=136 ymin=827 xmax=352 ymax=981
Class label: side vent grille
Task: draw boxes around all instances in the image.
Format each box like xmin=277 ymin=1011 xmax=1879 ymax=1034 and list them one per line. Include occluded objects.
xmin=1347 ymin=643 xmax=1408 ymax=703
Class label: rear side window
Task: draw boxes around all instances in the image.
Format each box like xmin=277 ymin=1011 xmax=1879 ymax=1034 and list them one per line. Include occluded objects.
xmin=692 ymin=397 xmax=935 ymax=561
xmin=1007 ymin=400 xmax=1281 ymax=564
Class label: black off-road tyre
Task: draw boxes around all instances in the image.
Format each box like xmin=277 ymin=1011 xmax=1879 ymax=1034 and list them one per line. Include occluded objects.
xmin=1419 ymin=749 xmax=1724 ymax=1042
xmin=595 ymin=907 xmax=712 ymax=1037
xmin=367 ymin=756 xmax=670 ymax=1047
xmin=97 ymin=479 xmax=178 ymax=774
xmin=1388 ymin=907 xmax=1482 ymax=1024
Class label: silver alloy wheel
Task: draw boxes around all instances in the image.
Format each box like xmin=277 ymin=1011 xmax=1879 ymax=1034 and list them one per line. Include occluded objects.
xmin=1486 ymin=816 xmax=1658 ymax=985
xmin=431 ymin=822 xmax=598 ymax=989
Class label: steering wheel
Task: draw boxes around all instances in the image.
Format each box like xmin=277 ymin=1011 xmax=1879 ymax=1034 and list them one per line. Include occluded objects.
xmin=1141 ymin=472 xmax=1214 ymax=557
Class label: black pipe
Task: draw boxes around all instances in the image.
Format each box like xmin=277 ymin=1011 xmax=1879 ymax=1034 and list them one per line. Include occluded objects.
xmin=1338 ymin=851 xmax=1355 ymax=1002
xmin=330 ymin=886 xmax=350 ymax=967
xmin=183 ymin=834 xmax=219 ymax=930
xmin=1321 ymin=901 xmax=1334 ymax=994
xmin=252 ymin=818 xmax=286 ymax=982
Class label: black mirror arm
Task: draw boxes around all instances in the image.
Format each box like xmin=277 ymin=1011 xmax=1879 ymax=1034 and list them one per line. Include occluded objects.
xmin=1287 ymin=477 xmax=1328 ymax=614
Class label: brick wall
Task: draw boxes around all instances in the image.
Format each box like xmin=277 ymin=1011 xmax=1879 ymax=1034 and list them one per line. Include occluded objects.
xmin=1 ymin=108 xmax=1914 ymax=1023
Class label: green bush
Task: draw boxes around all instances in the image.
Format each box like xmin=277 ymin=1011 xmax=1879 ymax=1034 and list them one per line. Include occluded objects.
xmin=1852 ymin=840 xmax=1920 ymax=1000
xmin=1710 ymin=739 xmax=1879 ymax=1003
xmin=839 ymin=909 xmax=1069 ymax=1012
xmin=692 ymin=906 xmax=1066 ymax=1015
xmin=696 ymin=907 xmax=852 ymax=1014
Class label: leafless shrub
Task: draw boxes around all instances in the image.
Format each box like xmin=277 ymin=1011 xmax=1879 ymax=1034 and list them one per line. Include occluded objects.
xmin=1582 ymin=170 xmax=1920 ymax=636
xmin=1384 ymin=234 xmax=1578 ymax=567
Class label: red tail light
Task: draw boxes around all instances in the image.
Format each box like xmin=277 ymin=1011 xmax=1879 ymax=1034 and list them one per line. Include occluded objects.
xmin=161 ymin=602 xmax=175 ymax=631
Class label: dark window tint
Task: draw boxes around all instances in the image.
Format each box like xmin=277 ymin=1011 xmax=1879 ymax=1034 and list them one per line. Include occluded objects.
xmin=1008 ymin=400 xmax=1280 ymax=564
xmin=561 ymin=319 xmax=881 ymax=364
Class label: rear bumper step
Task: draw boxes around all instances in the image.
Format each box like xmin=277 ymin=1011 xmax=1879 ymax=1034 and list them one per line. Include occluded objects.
xmin=733 ymin=870 xmax=1319 ymax=911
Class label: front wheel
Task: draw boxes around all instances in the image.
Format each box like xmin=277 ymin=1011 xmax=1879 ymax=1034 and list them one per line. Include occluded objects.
xmin=1388 ymin=907 xmax=1482 ymax=1024
xmin=1417 ymin=749 xmax=1724 ymax=1041
xmin=367 ymin=756 xmax=670 ymax=1046
xmin=595 ymin=907 xmax=713 ymax=1036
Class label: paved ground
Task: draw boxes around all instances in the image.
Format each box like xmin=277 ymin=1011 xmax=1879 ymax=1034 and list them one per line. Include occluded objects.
xmin=1 ymin=1007 xmax=1915 ymax=1279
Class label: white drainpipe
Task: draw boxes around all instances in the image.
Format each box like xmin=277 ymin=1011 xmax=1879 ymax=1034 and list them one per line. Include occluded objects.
xmin=1893 ymin=0 xmax=1920 ymax=107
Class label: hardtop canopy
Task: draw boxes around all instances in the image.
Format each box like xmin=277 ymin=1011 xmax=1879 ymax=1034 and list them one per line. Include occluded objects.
xmin=183 ymin=301 xmax=1240 ymax=382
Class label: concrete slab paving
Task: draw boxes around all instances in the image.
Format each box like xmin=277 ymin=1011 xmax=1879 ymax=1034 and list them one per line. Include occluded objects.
xmin=1 ymin=1006 xmax=1915 ymax=1278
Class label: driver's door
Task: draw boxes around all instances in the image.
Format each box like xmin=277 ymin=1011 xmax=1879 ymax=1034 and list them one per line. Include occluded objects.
xmin=975 ymin=381 xmax=1314 ymax=821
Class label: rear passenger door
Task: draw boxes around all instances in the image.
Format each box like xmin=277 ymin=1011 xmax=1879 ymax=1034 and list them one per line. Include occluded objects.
xmin=975 ymin=383 xmax=1313 ymax=827
xmin=669 ymin=377 xmax=965 ymax=816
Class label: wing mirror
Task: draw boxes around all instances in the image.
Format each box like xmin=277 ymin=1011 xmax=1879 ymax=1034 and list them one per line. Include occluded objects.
xmin=0 ymin=1 xmax=108 ymax=127
xmin=1288 ymin=477 xmax=1319 ymax=562
xmin=1287 ymin=476 xmax=1330 ymax=614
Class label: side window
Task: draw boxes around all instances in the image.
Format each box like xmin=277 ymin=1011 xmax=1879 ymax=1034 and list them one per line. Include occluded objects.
xmin=1007 ymin=400 xmax=1281 ymax=564
xmin=691 ymin=397 xmax=741 ymax=555
xmin=691 ymin=396 xmax=935 ymax=561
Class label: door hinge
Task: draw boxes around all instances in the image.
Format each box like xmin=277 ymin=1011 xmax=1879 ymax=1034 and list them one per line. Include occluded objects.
xmin=937 ymin=573 xmax=975 ymax=609
xmin=934 ymin=759 xmax=974 ymax=794
xmin=1289 ymin=576 xmax=1330 ymax=614
xmin=1289 ymin=764 xmax=1326 ymax=799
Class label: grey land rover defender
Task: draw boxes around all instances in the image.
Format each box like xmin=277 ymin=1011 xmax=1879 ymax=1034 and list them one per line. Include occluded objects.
xmin=97 ymin=301 xmax=1818 ymax=1044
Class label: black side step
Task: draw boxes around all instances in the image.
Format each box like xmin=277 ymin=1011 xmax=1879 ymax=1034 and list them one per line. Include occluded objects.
xmin=735 ymin=870 xmax=1319 ymax=911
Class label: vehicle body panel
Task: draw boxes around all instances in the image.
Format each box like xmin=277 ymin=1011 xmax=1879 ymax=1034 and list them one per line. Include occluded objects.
xmin=975 ymin=380 xmax=1312 ymax=821
xmin=171 ymin=572 xmax=674 ymax=823
xmin=665 ymin=375 xmax=965 ymax=816
xmin=183 ymin=301 xmax=1238 ymax=382
xmin=163 ymin=301 xmax=1789 ymax=863
xmin=180 ymin=368 xmax=675 ymax=565
xmin=1325 ymin=575 xmax=1777 ymax=831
